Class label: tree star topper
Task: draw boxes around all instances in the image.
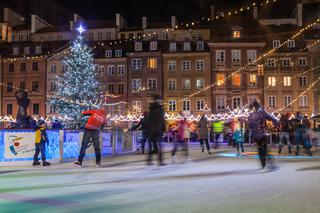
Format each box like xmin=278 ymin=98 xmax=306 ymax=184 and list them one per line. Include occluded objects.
xmin=77 ymin=24 xmax=85 ymax=34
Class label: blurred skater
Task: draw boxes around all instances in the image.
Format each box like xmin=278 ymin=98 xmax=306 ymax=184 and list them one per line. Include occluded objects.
xmin=198 ymin=115 xmax=211 ymax=155
xmin=131 ymin=112 xmax=149 ymax=154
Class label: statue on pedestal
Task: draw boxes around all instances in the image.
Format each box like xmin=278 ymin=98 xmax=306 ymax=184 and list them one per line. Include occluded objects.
xmin=15 ymin=90 xmax=36 ymax=129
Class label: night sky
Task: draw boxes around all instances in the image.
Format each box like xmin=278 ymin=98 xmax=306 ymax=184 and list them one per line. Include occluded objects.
xmin=55 ymin=0 xmax=245 ymax=25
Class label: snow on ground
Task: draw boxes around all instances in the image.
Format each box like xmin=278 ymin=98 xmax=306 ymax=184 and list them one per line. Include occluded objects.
xmin=0 ymin=147 xmax=320 ymax=213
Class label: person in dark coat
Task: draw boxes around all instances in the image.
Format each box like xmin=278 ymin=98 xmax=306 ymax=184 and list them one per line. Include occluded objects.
xmin=146 ymin=95 xmax=166 ymax=166
xmin=248 ymin=101 xmax=279 ymax=171
xmin=198 ymin=115 xmax=211 ymax=154
xmin=278 ymin=113 xmax=293 ymax=154
xmin=131 ymin=112 xmax=149 ymax=154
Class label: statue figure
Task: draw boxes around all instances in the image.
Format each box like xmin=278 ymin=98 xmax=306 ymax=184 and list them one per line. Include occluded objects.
xmin=15 ymin=90 xmax=36 ymax=128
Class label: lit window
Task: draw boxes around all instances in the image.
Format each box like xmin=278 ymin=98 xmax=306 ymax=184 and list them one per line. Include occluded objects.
xmin=232 ymin=74 xmax=241 ymax=86
xmin=196 ymin=100 xmax=204 ymax=111
xmin=247 ymin=50 xmax=257 ymax=63
xmin=268 ymin=96 xmax=276 ymax=108
xmin=216 ymin=97 xmax=226 ymax=110
xmin=35 ymin=46 xmax=42 ymax=54
xmin=283 ymin=76 xmax=291 ymax=86
xmin=249 ymin=74 xmax=257 ymax=86
xmin=272 ymin=40 xmax=280 ymax=48
xmin=196 ymin=60 xmax=205 ymax=70
xmin=268 ymin=76 xmax=276 ymax=86
xmin=216 ymin=50 xmax=225 ymax=63
xmin=267 ymin=58 xmax=276 ymax=67
xmin=196 ymin=79 xmax=204 ymax=90
xmin=168 ymin=61 xmax=176 ymax=72
xmin=231 ymin=50 xmax=241 ymax=63
xmin=182 ymin=60 xmax=191 ymax=70
xmin=147 ymin=78 xmax=157 ymax=90
xmin=105 ymin=50 xmax=112 ymax=57
xmin=216 ymin=74 xmax=225 ymax=86
xmin=299 ymin=76 xmax=307 ymax=86
xmin=168 ymin=100 xmax=176 ymax=111
xmin=135 ymin=42 xmax=142 ymax=51
xmin=115 ymin=49 xmax=122 ymax=57
xmin=299 ymin=95 xmax=308 ymax=107
xmin=196 ymin=41 xmax=204 ymax=51
xmin=148 ymin=58 xmax=157 ymax=69
xmin=132 ymin=59 xmax=142 ymax=70
xmin=183 ymin=100 xmax=191 ymax=111
xmin=284 ymin=96 xmax=292 ymax=107
xmin=282 ymin=58 xmax=291 ymax=67
xmin=150 ymin=41 xmax=157 ymax=50
xmin=182 ymin=79 xmax=191 ymax=90
xmin=232 ymin=97 xmax=242 ymax=109
xmin=132 ymin=101 xmax=142 ymax=114
xmin=299 ymin=58 xmax=307 ymax=67
xmin=287 ymin=40 xmax=295 ymax=48
xmin=183 ymin=42 xmax=191 ymax=51
xmin=169 ymin=42 xmax=176 ymax=51
xmin=233 ymin=30 xmax=241 ymax=38
xmin=168 ymin=79 xmax=176 ymax=90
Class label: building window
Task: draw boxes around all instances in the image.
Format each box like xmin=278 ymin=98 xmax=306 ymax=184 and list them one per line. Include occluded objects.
xmin=183 ymin=42 xmax=191 ymax=51
xmin=183 ymin=100 xmax=190 ymax=111
xmin=232 ymin=74 xmax=241 ymax=86
xmin=273 ymin=40 xmax=280 ymax=48
xmin=232 ymin=97 xmax=242 ymax=109
xmin=196 ymin=41 xmax=204 ymax=51
xmin=168 ymin=61 xmax=176 ymax=72
xmin=163 ymin=33 xmax=169 ymax=40
xmin=9 ymin=63 xmax=14 ymax=72
xmin=216 ymin=74 xmax=225 ymax=86
xmin=118 ymin=65 xmax=125 ymax=75
xmin=33 ymin=103 xmax=40 ymax=115
xmin=13 ymin=47 xmax=19 ymax=55
xmin=268 ymin=96 xmax=276 ymax=108
xmin=148 ymin=58 xmax=157 ymax=69
xmin=284 ymin=96 xmax=292 ymax=107
xmin=267 ymin=76 xmax=276 ymax=87
xmin=7 ymin=104 xmax=13 ymax=115
xmin=267 ymin=58 xmax=276 ymax=67
xmin=147 ymin=78 xmax=157 ymax=90
xmin=182 ymin=60 xmax=191 ymax=70
xmin=135 ymin=42 xmax=142 ymax=51
xmin=32 ymin=62 xmax=39 ymax=71
xmin=282 ymin=58 xmax=291 ymax=67
xmin=247 ymin=50 xmax=257 ymax=63
xmin=115 ymin=49 xmax=122 ymax=57
xmin=168 ymin=79 xmax=176 ymax=90
xmin=35 ymin=46 xmax=42 ymax=54
xmin=108 ymin=84 xmax=114 ymax=94
xmin=216 ymin=97 xmax=226 ymax=110
xmin=216 ymin=50 xmax=225 ymax=63
xmin=150 ymin=42 xmax=157 ymax=50
xmin=132 ymin=79 xmax=141 ymax=91
xmin=108 ymin=65 xmax=115 ymax=75
xmin=50 ymin=105 xmax=57 ymax=113
xmin=132 ymin=59 xmax=142 ymax=70
xmin=248 ymin=96 xmax=257 ymax=106
xmin=20 ymin=82 xmax=26 ymax=90
xmin=98 ymin=66 xmax=105 ymax=75
xmin=231 ymin=50 xmax=241 ymax=63
xmin=24 ymin=47 xmax=30 ymax=55
xmin=105 ymin=50 xmax=112 ymax=57
xmin=299 ymin=76 xmax=307 ymax=86
xmin=299 ymin=58 xmax=307 ymax=67
xmin=283 ymin=76 xmax=292 ymax=86
xmin=88 ymin=32 xmax=94 ymax=40
xmin=196 ymin=79 xmax=204 ymax=90
xmin=118 ymin=84 xmax=125 ymax=94
xmin=132 ymin=101 xmax=142 ymax=114
xmin=196 ymin=100 xmax=204 ymax=111
xmin=50 ymin=82 xmax=56 ymax=91
xmin=19 ymin=64 xmax=26 ymax=73
xmin=32 ymin=81 xmax=39 ymax=92
xmin=97 ymin=32 xmax=103 ymax=40
xmin=106 ymin=32 xmax=111 ymax=40
xmin=249 ymin=74 xmax=257 ymax=86
xmin=195 ymin=60 xmax=205 ymax=70
xmin=299 ymin=95 xmax=308 ymax=107
xmin=168 ymin=100 xmax=176 ymax=111
xmin=50 ymin=65 xmax=56 ymax=73
xmin=7 ymin=82 xmax=13 ymax=92
xmin=233 ymin=30 xmax=241 ymax=38
xmin=182 ymin=79 xmax=191 ymax=90
xmin=287 ymin=40 xmax=295 ymax=48
xmin=169 ymin=42 xmax=177 ymax=51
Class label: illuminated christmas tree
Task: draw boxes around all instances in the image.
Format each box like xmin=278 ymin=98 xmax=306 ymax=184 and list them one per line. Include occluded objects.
xmin=50 ymin=25 xmax=101 ymax=129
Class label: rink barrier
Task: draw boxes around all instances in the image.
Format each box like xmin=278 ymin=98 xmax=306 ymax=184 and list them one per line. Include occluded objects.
xmin=0 ymin=129 xmax=137 ymax=165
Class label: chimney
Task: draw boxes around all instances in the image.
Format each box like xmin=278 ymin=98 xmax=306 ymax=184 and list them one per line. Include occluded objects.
xmin=210 ymin=5 xmax=215 ymax=21
xmin=142 ymin=16 xmax=147 ymax=29
xmin=171 ymin=16 xmax=177 ymax=28
xmin=297 ymin=3 xmax=303 ymax=27
xmin=253 ymin=6 xmax=258 ymax=19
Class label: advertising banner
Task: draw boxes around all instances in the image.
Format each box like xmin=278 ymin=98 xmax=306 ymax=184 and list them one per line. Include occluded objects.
xmin=4 ymin=132 xmax=35 ymax=159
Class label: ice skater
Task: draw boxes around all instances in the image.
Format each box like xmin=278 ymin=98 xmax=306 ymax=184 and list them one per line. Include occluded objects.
xmin=74 ymin=106 xmax=107 ymax=168
xmin=233 ymin=123 xmax=245 ymax=156
xmin=33 ymin=120 xmax=51 ymax=166
xmin=198 ymin=114 xmax=211 ymax=155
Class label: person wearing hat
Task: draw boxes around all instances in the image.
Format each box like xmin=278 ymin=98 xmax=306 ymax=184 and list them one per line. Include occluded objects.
xmin=33 ymin=120 xmax=51 ymax=166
